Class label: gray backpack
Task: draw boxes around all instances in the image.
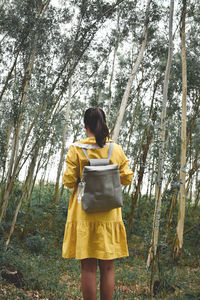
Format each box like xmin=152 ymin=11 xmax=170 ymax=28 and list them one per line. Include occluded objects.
xmin=77 ymin=143 xmax=123 ymax=213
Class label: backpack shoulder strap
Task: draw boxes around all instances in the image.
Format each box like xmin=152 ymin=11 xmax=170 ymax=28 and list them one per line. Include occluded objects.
xmin=107 ymin=142 xmax=114 ymax=161
xmin=82 ymin=142 xmax=114 ymax=161
xmin=82 ymin=148 xmax=89 ymax=159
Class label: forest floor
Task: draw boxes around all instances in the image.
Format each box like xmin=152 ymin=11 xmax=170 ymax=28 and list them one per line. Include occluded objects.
xmin=0 ymin=190 xmax=200 ymax=299
xmin=0 ymin=233 xmax=200 ymax=300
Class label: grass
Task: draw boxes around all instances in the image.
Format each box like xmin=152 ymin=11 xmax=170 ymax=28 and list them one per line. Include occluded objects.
xmin=0 ymin=188 xmax=200 ymax=299
xmin=0 ymin=235 xmax=200 ymax=299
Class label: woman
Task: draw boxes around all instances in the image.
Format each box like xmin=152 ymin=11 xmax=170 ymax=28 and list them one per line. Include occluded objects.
xmin=62 ymin=108 xmax=133 ymax=300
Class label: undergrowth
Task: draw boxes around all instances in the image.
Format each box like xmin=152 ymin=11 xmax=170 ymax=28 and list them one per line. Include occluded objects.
xmin=0 ymin=183 xmax=200 ymax=299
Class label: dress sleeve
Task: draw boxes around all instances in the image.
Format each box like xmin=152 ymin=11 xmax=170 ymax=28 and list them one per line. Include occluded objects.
xmin=118 ymin=145 xmax=133 ymax=186
xmin=63 ymin=145 xmax=80 ymax=189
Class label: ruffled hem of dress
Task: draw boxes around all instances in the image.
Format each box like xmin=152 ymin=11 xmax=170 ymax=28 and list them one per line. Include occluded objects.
xmin=62 ymin=252 xmax=129 ymax=260
xmin=62 ymin=220 xmax=129 ymax=260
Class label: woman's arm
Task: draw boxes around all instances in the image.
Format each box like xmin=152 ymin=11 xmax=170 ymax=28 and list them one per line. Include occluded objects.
xmin=63 ymin=146 xmax=80 ymax=189
xmin=117 ymin=145 xmax=133 ymax=186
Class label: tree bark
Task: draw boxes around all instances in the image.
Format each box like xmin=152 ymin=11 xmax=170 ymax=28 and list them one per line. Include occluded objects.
xmin=193 ymin=169 xmax=199 ymax=209
xmin=127 ymin=110 xmax=156 ymax=234
xmin=186 ymin=148 xmax=200 ymax=194
xmin=54 ymin=80 xmax=72 ymax=203
xmin=173 ymin=0 xmax=187 ymax=258
xmin=6 ymin=142 xmax=40 ymax=247
xmin=147 ymin=0 xmax=174 ymax=267
xmin=107 ymin=11 xmax=121 ymax=126
xmin=126 ymin=74 xmax=160 ymax=196
xmin=125 ymin=78 xmax=144 ymax=155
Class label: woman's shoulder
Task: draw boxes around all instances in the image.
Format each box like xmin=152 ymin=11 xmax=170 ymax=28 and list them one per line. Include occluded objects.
xmin=69 ymin=137 xmax=123 ymax=154
xmin=113 ymin=143 xmax=125 ymax=157
xmin=72 ymin=138 xmax=115 ymax=148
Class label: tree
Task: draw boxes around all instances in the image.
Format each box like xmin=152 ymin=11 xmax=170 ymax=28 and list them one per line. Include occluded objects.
xmin=0 ymin=0 xmax=125 ymax=224
xmin=173 ymin=0 xmax=187 ymax=258
xmin=147 ymin=0 xmax=174 ymax=267
xmin=112 ymin=0 xmax=152 ymax=141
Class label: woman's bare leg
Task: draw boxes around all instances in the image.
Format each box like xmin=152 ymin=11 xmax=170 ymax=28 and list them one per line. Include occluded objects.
xmin=81 ymin=258 xmax=97 ymax=300
xmin=99 ymin=259 xmax=114 ymax=300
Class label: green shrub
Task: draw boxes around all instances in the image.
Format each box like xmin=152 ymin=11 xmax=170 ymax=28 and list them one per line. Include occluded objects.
xmin=24 ymin=234 xmax=46 ymax=255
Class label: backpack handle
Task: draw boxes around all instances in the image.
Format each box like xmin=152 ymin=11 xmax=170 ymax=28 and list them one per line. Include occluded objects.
xmin=82 ymin=142 xmax=114 ymax=164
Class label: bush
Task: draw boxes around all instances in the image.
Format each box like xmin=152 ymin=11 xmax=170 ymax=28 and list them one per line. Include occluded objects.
xmin=24 ymin=234 xmax=46 ymax=255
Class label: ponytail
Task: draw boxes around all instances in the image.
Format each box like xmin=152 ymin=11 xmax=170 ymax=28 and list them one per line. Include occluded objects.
xmin=84 ymin=108 xmax=109 ymax=147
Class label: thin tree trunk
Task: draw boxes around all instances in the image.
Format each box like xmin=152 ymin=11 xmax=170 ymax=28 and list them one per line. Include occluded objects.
xmin=173 ymin=0 xmax=187 ymax=258
xmin=149 ymin=153 xmax=155 ymax=200
xmin=107 ymin=11 xmax=121 ymax=126
xmin=193 ymin=169 xmax=199 ymax=209
xmin=162 ymin=174 xmax=171 ymax=199
xmin=6 ymin=142 xmax=40 ymax=247
xmin=0 ymin=50 xmax=20 ymax=103
xmin=186 ymin=98 xmax=200 ymax=147
xmin=22 ymin=147 xmax=44 ymax=238
xmin=125 ymin=100 xmax=139 ymax=155
xmin=0 ymin=32 xmax=38 ymax=220
xmin=126 ymin=74 xmax=160 ymax=196
xmin=54 ymin=80 xmax=72 ymax=203
xmin=186 ymin=148 xmax=200 ymax=194
xmin=147 ymin=0 xmax=174 ymax=267
xmin=112 ymin=0 xmax=151 ymax=141
xmin=165 ymin=120 xmax=199 ymax=241
xmin=0 ymin=103 xmax=45 ymax=223
xmin=125 ymin=79 xmax=144 ymax=155
xmin=1 ymin=126 xmax=12 ymax=183
xmin=127 ymin=111 xmax=156 ymax=234
xmin=165 ymin=187 xmax=178 ymax=242
xmin=1 ymin=70 xmax=65 ymax=222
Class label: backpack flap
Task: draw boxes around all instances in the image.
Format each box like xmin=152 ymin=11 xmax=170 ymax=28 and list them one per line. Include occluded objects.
xmin=78 ymin=142 xmax=123 ymax=213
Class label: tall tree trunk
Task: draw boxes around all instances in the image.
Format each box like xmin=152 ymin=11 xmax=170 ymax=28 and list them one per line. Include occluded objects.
xmin=125 ymin=78 xmax=144 ymax=155
xmin=186 ymin=100 xmax=200 ymax=146
xmin=126 ymin=74 xmax=160 ymax=196
xmin=165 ymin=187 xmax=178 ymax=242
xmin=107 ymin=11 xmax=121 ymax=126
xmin=0 ymin=125 xmax=12 ymax=184
xmin=22 ymin=147 xmax=44 ymax=239
xmin=127 ymin=110 xmax=156 ymax=234
xmin=147 ymin=0 xmax=174 ymax=267
xmin=186 ymin=148 xmax=200 ymax=194
xmin=54 ymin=80 xmax=72 ymax=203
xmin=6 ymin=142 xmax=40 ymax=247
xmin=0 ymin=50 xmax=20 ymax=103
xmin=149 ymin=153 xmax=155 ymax=200
xmin=193 ymin=169 xmax=199 ymax=209
xmin=112 ymin=0 xmax=151 ymax=141
xmin=173 ymin=0 xmax=187 ymax=258
xmin=165 ymin=111 xmax=199 ymax=241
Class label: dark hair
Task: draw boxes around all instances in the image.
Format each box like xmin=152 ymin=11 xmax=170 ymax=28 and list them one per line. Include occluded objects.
xmin=84 ymin=108 xmax=109 ymax=147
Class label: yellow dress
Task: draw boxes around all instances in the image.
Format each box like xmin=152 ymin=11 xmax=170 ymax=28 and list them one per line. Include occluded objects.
xmin=62 ymin=137 xmax=133 ymax=260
